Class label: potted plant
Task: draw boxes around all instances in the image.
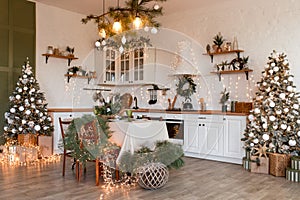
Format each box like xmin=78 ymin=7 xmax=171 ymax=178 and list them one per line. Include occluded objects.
xmin=213 ymin=32 xmax=225 ymax=53
xmin=220 ymin=88 xmax=229 ymax=112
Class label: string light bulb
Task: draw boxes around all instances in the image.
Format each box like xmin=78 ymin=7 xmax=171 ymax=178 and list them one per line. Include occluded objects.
xmin=98 ymin=28 xmax=106 ymax=38
xmin=112 ymin=21 xmax=122 ymax=33
xmin=133 ymin=16 xmax=142 ymax=29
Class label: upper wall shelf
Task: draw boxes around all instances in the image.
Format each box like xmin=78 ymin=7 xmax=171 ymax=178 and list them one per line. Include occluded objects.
xmin=42 ymin=54 xmax=78 ymax=66
xmin=211 ymin=69 xmax=253 ymax=81
xmin=203 ymin=49 xmax=244 ymax=63
xmin=64 ymin=74 xmax=96 ymax=84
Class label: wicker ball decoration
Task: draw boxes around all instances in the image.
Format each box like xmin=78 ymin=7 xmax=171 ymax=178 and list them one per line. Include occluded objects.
xmin=137 ymin=162 xmax=169 ymax=190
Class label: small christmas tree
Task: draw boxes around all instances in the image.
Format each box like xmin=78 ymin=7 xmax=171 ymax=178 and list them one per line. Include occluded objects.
xmin=242 ymin=51 xmax=300 ymax=155
xmin=3 ymin=59 xmax=53 ymax=144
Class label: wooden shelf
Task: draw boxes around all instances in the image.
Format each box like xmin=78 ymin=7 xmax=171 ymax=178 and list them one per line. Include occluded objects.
xmin=203 ymin=49 xmax=244 ymax=63
xmin=42 ymin=54 xmax=78 ymax=66
xmin=211 ymin=69 xmax=253 ymax=81
xmin=64 ymin=74 xmax=96 ymax=84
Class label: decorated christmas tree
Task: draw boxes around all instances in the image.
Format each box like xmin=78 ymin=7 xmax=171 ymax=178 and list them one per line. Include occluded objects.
xmin=3 ymin=60 xmax=53 ymax=144
xmin=242 ymin=51 xmax=300 ymax=155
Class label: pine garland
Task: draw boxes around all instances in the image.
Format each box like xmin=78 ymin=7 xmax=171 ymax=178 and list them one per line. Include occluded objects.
xmin=118 ymin=140 xmax=184 ymax=174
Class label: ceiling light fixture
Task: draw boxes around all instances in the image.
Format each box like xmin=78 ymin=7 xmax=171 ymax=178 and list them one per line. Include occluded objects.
xmin=81 ymin=0 xmax=167 ymax=38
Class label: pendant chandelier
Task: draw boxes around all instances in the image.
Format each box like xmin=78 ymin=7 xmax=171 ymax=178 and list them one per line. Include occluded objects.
xmin=81 ymin=0 xmax=167 ymax=38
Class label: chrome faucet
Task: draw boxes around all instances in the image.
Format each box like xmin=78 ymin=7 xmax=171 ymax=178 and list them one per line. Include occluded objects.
xmin=133 ymin=96 xmax=139 ymax=109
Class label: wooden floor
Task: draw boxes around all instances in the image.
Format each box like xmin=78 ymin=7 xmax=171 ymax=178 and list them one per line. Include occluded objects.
xmin=0 ymin=157 xmax=299 ymax=200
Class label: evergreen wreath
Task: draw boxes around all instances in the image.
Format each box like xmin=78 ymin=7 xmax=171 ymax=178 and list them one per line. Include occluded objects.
xmin=176 ymin=75 xmax=197 ymax=98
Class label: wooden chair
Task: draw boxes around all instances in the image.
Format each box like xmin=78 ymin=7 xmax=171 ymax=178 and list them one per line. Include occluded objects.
xmin=59 ymin=117 xmax=76 ymax=177
xmin=75 ymin=118 xmax=119 ymax=185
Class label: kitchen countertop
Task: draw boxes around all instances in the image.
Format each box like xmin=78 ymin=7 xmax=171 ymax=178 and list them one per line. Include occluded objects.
xmin=132 ymin=109 xmax=248 ymax=116
xmin=48 ymin=108 xmax=248 ymax=116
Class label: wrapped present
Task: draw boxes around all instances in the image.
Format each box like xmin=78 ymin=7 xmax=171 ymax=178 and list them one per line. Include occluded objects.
xmin=235 ymin=102 xmax=253 ymax=114
xmin=269 ymin=153 xmax=291 ymax=177
xmin=18 ymin=134 xmax=37 ymax=146
xmin=250 ymin=156 xmax=269 ymax=174
xmin=38 ymin=136 xmax=53 ymax=158
xmin=243 ymin=157 xmax=251 ymax=171
xmin=286 ymin=167 xmax=300 ymax=182
xmin=291 ymin=156 xmax=300 ymax=170
xmin=25 ymin=146 xmax=38 ymax=162
xmin=16 ymin=146 xmax=27 ymax=163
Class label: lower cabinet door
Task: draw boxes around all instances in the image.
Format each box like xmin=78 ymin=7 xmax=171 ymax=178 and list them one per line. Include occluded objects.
xmin=184 ymin=123 xmax=200 ymax=153
xmin=201 ymin=122 xmax=224 ymax=156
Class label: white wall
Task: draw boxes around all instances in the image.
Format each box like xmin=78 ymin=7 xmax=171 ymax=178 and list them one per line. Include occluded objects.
xmin=35 ymin=0 xmax=300 ymax=110
xmin=36 ymin=2 xmax=98 ymax=109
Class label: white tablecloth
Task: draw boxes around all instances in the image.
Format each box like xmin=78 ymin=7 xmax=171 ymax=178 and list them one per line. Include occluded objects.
xmin=109 ymin=120 xmax=169 ymax=162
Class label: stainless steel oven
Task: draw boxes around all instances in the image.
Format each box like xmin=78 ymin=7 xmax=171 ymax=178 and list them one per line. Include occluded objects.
xmin=165 ymin=119 xmax=184 ymax=145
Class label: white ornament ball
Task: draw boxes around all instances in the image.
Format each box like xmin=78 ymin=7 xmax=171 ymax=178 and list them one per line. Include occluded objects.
xmin=253 ymin=138 xmax=259 ymax=144
xmin=262 ymin=123 xmax=268 ymax=129
xmin=269 ymin=116 xmax=276 ymax=121
xmin=297 ymin=120 xmax=300 ymax=124
xmin=269 ymin=143 xmax=275 ymax=148
xmin=269 ymin=101 xmax=275 ymax=108
xmin=30 ymin=97 xmax=34 ymax=102
xmin=24 ymin=87 xmax=28 ymax=91
xmin=281 ymin=124 xmax=287 ymax=130
xmin=279 ymin=93 xmax=286 ymax=99
xmin=249 ymin=133 xmax=254 ymax=137
xmin=16 ymin=95 xmax=21 ymax=100
xmin=144 ymin=26 xmax=149 ymax=32
xmin=287 ymin=86 xmax=293 ymax=92
xmin=248 ymin=114 xmax=254 ymax=121
xmin=254 ymin=108 xmax=260 ymax=114
xmin=274 ymin=76 xmax=279 ymax=81
xmin=293 ymin=104 xmax=299 ymax=109
xmin=47 ymin=117 xmax=52 ymax=121
xmin=25 ymin=110 xmax=31 ymax=115
xmin=4 ymin=126 xmax=8 ymax=131
xmin=269 ymin=70 xmax=274 ymax=74
xmin=263 ymin=134 xmax=270 ymax=141
xmin=19 ymin=106 xmax=24 ymax=111
xmin=18 ymin=88 xmax=22 ymax=92
xmin=273 ymin=66 xmax=279 ymax=72
xmin=38 ymin=99 xmax=42 ymax=104
xmin=12 ymin=129 xmax=17 ymax=133
xmin=271 ymin=62 xmax=276 ymax=67
xmin=43 ymin=126 xmax=49 ymax=130
xmin=34 ymin=125 xmax=41 ymax=131
xmin=22 ymin=120 xmax=26 ymax=124
xmin=153 ymin=4 xmax=160 ymax=10
xmin=262 ymin=82 xmax=267 ymax=86
xmin=39 ymin=113 xmax=43 ymax=117
xmin=250 ymin=143 xmax=254 ymax=147
xmin=10 ymin=108 xmax=16 ymax=113
xmin=23 ymin=75 xmax=27 ymax=78
xmin=151 ymin=27 xmax=158 ymax=34
xmin=31 ymin=88 xmax=35 ymax=92
xmin=297 ymin=131 xmax=300 ymax=137
xmin=273 ymin=125 xmax=278 ymax=130
xmin=284 ymin=108 xmax=289 ymax=113
xmin=289 ymin=139 xmax=296 ymax=147
xmin=288 ymin=77 xmax=293 ymax=82
xmin=35 ymin=110 xmax=40 ymax=114
xmin=18 ymin=127 xmax=23 ymax=131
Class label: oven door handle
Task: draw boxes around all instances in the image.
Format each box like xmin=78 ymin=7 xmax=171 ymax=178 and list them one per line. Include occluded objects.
xmin=165 ymin=120 xmax=184 ymax=124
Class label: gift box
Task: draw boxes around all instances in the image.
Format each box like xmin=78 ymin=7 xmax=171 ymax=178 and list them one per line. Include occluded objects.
xmin=269 ymin=153 xmax=291 ymax=177
xmin=235 ymin=102 xmax=253 ymax=114
xmin=25 ymin=146 xmax=38 ymax=162
xmin=16 ymin=146 xmax=27 ymax=163
xmin=38 ymin=136 xmax=53 ymax=158
xmin=250 ymin=156 xmax=269 ymax=174
xmin=291 ymin=156 xmax=300 ymax=170
xmin=18 ymin=134 xmax=37 ymax=146
xmin=243 ymin=157 xmax=251 ymax=171
xmin=286 ymin=168 xmax=300 ymax=182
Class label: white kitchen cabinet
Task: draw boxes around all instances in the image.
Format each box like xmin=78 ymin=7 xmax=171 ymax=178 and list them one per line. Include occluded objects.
xmin=223 ymin=115 xmax=246 ymax=159
xmin=96 ymin=47 xmax=156 ymax=85
xmin=184 ymin=114 xmax=246 ymax=164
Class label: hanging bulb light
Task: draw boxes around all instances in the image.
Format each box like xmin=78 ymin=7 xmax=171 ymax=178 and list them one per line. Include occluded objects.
xmin=112 ymin=21 xmax=122 ymax=33
xmin=133 ymin=16 xmax=142 ymax=29
xmin=98 ymin=28 xmax=106 ymax=38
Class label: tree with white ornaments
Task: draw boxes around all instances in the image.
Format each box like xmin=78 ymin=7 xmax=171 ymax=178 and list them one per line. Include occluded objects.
xmin=242 ymin=51 xmax=300 ymax=155
xmin=3 ymin=60 xmax=53 ymax=144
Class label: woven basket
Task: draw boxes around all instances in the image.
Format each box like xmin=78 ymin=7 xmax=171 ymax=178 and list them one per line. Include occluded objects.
xmin=137 ymin=163 xmax=169 ymax=190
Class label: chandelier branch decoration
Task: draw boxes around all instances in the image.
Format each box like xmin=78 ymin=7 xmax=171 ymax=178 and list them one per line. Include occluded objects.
xmin=81 ymin=0 xmax=167 ymax=38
